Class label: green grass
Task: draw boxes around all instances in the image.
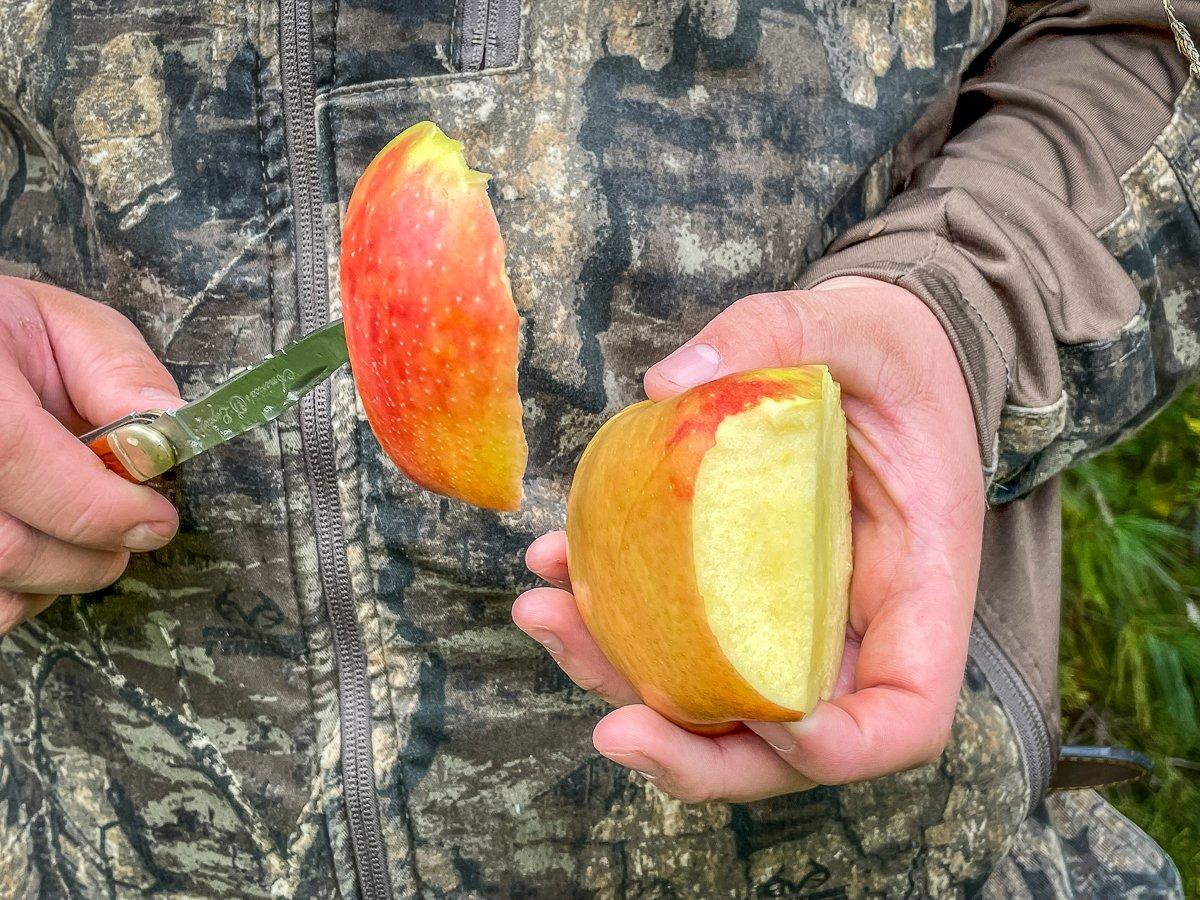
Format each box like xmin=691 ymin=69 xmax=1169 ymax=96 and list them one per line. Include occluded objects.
xmin=1060 ymin=385 xmax=1200 ymax=893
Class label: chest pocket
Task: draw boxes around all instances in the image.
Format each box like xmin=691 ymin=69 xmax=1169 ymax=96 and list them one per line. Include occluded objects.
xmin=328 ymin=0 xmax=524 ymax=89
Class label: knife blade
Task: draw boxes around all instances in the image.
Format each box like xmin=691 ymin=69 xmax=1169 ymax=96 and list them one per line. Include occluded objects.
xmin=82 ymin=319 xmax=349 ymax=482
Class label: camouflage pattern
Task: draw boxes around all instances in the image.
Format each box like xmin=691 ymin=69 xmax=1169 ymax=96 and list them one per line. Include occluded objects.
xmin=982 ymin=790 xmax=1184 ymax=898
xmin=990 ymin=78 xmax=1200 ymax=502
xmin=0 ymin=0 xmax=1178 ymax=895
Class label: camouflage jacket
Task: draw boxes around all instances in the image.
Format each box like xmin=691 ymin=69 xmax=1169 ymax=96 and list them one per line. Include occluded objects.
xmin=0 ymin=0 xmax=1195 ymax=896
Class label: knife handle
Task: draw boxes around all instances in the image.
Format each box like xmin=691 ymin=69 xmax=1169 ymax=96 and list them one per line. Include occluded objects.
xmin=81 ymin=412 xmax=177 ymax=483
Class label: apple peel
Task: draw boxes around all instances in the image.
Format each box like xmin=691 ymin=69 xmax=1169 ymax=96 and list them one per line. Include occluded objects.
xmin=340 ymin=121 xmax=527 ymax=511
xmin=566 ymin=367 xmax=852 ymax=732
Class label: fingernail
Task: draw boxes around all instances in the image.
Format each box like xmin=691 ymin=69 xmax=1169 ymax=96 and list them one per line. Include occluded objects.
xmin=745 ymin=721 xmax=797 ymax=754
xmin=634 ymin=769 xmax=659 ymax=782
xmin=139 ymin=388 xmax=184 ymax=410
xmin=527 ymin=628 xmax=564 ymax=655
xmin=122 ymin=522 xmax=175 ymax=552
xmin=653 ymin=343 xmax=720 ymax=387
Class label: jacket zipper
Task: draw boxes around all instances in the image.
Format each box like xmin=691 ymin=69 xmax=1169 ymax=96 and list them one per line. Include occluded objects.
xmin=969 ymin=619 xmax=1053 ymax=811
xmin=279 ymin=1 xmax=392 ymax=897
xmin=453 ymin=0 xmax=521 ymax=71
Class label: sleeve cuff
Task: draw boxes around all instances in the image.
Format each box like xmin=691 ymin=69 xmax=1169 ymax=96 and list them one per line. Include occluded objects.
xmin=798 ymin=235 xmax=1008 ymax=483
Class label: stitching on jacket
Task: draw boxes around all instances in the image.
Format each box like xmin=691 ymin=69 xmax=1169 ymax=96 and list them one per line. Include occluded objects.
xmin=906 ymin=253 xmax=1012 ymax=462
xmin=1159 ymin=130 xmax=1200 ymax=227
xmin=253 ymin=0 xmax=340 ymax=885
xmin=1060 ymin=305 xmax=1151 ymax=352
xmin=1002 ymin=391 xmax=1068 ymax=418
xmin=449 ymin=0 xmax=462 ymax=71
xmin=1097 ymin=79 xmax=1199 ymax=242
xmin=996 ymin=593 xmax=1048 ymax=699
xmin=253 ymin=38 xmax=275 ymax=334
xmin=928 ymin=228 xmax=1013 ymax=396
xmin=331 ymin=0 xmax=341 ymax=85
xmin=979 ymin=586 xmax=1051 ymax=704
xmin=325 ymin=100 xmax=429 ymax=895
xmin=318 ymin=60 xmax=531 ymax=103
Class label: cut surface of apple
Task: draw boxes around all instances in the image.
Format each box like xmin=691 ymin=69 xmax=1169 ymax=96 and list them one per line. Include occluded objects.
xmin=566 ymin=367 xmax=851 ymax=730
xmin=340 ymin=121 xmax=526 ymax=511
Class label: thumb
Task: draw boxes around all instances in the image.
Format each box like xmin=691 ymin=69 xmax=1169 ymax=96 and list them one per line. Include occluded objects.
xmin=643 ymin=277 xmax=928 ymax=403
xmin=25 ymin=281 xmax=184 ymax=426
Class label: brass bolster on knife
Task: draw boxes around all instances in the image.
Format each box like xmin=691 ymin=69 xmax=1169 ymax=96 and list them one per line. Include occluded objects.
xmin=83 ymin=413 xmax=178 ymax=483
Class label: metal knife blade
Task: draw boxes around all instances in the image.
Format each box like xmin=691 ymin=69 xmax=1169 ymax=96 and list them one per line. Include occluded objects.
xmin=83 ymin=319 xmax=348 ymax=482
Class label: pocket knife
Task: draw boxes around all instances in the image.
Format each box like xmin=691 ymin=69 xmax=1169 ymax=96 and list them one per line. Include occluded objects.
xmin=81 ymin=320 xmax=348 ymax=483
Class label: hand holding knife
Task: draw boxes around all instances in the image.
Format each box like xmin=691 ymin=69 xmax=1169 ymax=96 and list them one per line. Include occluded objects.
xmin=82 ymin=320 xmax=348 ymax=482
xmin=81 ymin=121 xmax=526 ymax=512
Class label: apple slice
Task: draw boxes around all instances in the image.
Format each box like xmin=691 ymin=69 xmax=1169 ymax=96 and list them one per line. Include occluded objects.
xmin=340 ymin=121 xmax=526 ymax=511
xmin=566 ymin=367 xmax=852 ymax=732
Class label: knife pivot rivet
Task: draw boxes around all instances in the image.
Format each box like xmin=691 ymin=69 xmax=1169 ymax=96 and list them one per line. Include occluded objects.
xmin=104 ymin=422 xmax=178 ymax=483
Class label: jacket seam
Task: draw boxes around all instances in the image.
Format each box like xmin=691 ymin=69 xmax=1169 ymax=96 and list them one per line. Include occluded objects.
xmin=1051 ymin=305 xmax=1149 ymax=353
xmin=331 ymin=0 xmax=341 ymax=85
xmin=899 ymin=251 xmax=1010 ymax=476
xmin=449 ymin=0 xmax=462 ymax=71
xmin=325 ymin=101 xmax=427 ymax=896
xmin=1002 ymin=391 xmax=1067 ymax=418
xmin=1096 ymin=78 xmax=1198 ymax=242
xmin=318 ymin=60 xmax=531 ymax=103
xmin=927 ymin=202 xmax=1013 ymax=398
xmin=978 ymin=590 xmax=1051 ymax=707
xmin=906 ymin=252 xmax=1010 ymax=394
xmin=253 ymin=0 xmax=342 ymax=891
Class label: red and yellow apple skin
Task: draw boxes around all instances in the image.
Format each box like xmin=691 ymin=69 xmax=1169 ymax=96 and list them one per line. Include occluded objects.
xmin=340 ymin=121 xmax=526 ymax=511
xmin=566 ymin=368 xmax=850 ymax=733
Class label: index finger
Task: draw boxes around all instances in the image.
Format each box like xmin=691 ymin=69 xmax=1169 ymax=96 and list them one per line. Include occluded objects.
xmin=0 ymin=363 xmax=177 ymax=551
xmin=19 ymin=278 xmax=182 ymax=427
xmin=525 ymin=530 xmax=571 ymax=589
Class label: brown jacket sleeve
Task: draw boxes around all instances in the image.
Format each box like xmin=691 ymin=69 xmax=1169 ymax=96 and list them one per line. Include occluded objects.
xmin=802 ymin=0 xmax=1200 ymax=503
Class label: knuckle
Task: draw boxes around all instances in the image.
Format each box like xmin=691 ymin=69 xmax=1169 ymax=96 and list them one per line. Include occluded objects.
xmin=88 ymin=300 xmax=143 ymax=337
xmin=817 ymin=764 xmax=856 ymax=787
xmin=733 ymin=291 xmax=815 ymax=359
xmin=808 ymin=751 xmax=861 ymax=786
xmin=739 ymin=291 xmax=798 ymax=330
xmin=53 ymin=490 xmax=119 ymax=546
xmin=99 ymin=347 xmax=161 ymax=385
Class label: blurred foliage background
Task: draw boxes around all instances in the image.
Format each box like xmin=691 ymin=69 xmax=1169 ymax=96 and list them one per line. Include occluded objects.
xmin=1060 ymin=385 xmax=1200 ymax=893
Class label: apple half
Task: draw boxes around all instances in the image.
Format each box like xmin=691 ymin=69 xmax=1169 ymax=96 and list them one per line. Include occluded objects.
xmin=340 ymin=122 xmax=527 ymax=511
xmin=566 ymin=367 xmax=852 ymax=731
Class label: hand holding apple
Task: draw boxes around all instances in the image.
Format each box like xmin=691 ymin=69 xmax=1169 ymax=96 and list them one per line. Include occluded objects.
xmin=565 ymin=365 xmax=853 ymax=732
xmin=513 ymin=276 xmax=984 ymax=801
